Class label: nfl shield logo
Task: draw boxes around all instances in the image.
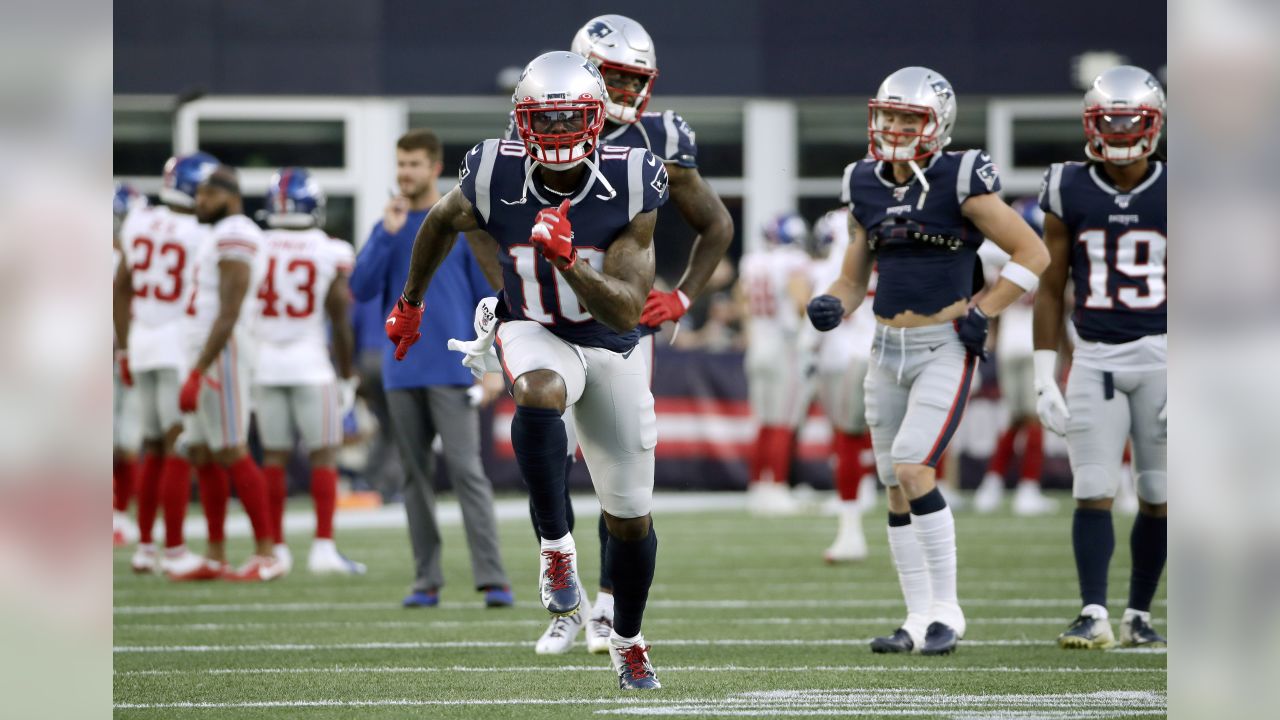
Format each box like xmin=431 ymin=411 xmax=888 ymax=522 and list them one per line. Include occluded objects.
xmin=1115 ymin=194 xmax=1132 ymax=209
xmin=893 ymin=186 xmax=910 ymax=202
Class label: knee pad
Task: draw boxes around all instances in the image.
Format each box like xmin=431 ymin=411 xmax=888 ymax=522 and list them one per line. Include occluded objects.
xmin=1135 ymin=470 xmax=1167 ymax=504
xmin=1071 ymin=464 xmax=1118 ymax=501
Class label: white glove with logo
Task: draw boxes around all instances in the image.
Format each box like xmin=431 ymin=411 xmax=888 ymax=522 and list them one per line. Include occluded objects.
xmin=447 ymin=296 xmax=503 ymax=380
xmin=338 ymin=376 xmax=359 ymax=415
xmin=1033 ymin=350 xmax=1071 ymax=437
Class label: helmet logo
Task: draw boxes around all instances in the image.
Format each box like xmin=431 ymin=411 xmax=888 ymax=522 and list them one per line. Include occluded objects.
xmin=930 ymin=80 xmax=953 ymax=104
xmin=586 ymin=20 xmax=615 ymax=41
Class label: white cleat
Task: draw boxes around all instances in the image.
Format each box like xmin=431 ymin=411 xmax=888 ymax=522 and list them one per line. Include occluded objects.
xmin=1012 ymin=480 xmax=1059 ymax=516
xmin=163 ymin=548 xmax=226 ymax=581
xmin=824 ymin=503 xmax=868 ymax=563
xmin=586 ymin=605 xmax=615 ymax=655
xmin=308 ymin=539 xmax=367 ymax=575
xmin=273 ymin=544 xmax=294 ymax=575
xmin=973 ymin=472 xmax=1005 ymax=514
xmin=536 ymin=611 xmax=586 ymax=654
xmin=113 ymin=511 xmax=139 ymax=547
xmin=747 ymin=482 xmax=800 ymax=516
xmin=130 ymin=543 xmax=158 ymax=574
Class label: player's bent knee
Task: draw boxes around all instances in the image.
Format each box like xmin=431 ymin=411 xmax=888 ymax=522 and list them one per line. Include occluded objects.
xmin=1071 ymin=464 xmax=1117 ymax=501
xmin=603 ymin=512 xmax=651 ymax=541
xmin=309 ymin=447 xmax=337 ymax=467
xmin=512 ymin=370 xmax=567 ymax=412
xmin=894 ymin=463 xmax=935 ymax=497
xmin=1136 ymin=470 xmax=1167 ymax=505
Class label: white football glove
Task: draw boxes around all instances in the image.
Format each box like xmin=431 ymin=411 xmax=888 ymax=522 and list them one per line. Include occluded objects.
xmin=447 ymin=297 xmax=502 ymax=380
xmin=1033 ymin=350 xmax=1071 ymax=437
xmin=338 ymin=376 xmax=359 ymax=415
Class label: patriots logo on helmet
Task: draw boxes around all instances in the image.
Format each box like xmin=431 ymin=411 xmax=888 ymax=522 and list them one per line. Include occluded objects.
xmin=586 ymin=20 xmax=614 ymax=41
xmin=930 ymin=79 xmax=954 ymax=103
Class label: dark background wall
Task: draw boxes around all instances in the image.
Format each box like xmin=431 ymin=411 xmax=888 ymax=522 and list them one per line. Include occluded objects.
xmin=115 ymin=0 xmax=1165 ymax=97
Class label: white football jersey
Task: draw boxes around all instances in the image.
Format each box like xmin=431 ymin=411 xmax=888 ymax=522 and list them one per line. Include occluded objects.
xmin=183 ymin=214 xmax=267 ymax=356
xmin=118 ymin=205 xmax=207 ymax=371
xmin=739 ymin=244 xmax=811 ymax=338
xmin=809 ymin=209 xmax=877 ymax=371
xmin=254 ymin=228 xmax=355 ymax=385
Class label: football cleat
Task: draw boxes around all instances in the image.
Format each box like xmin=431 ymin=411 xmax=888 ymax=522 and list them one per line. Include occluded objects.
xmin=610 ymin=637 xmax=661 ymax=690
xmin=587 ymin=608 xmax=615 ymax=655
xmin=274 ymin=544 xmax=294 ymax=575
xmin=221 ymin=555 xmax=285 ymax=583
xmin=539 ymin=548 xmax=581 ymax=616
xmin=535 ymin=611 xmax=585 ymax=654
xmin=307 ymin=540 xmax=366 ymax=575
xmin=869 ymin=627 xmax=915 ymax=654
xmin=130 ymin=544 xmax=159 ymax=574
xmin=483 ymin=585 xmax=515 ymax=607
xmin=163 ymin=548 xmax=225 ymax=581
xmin=1058 ymin=613 xmax=1116 ymax=649
xmin=1012 ymin=481 xmax=1058 ymax=516
xmin=1120 ymin=611 xmax=1166 ymax=647
xmin=920 ymin=621 xmax=959 ymax=655
xmin=824 ymin=506 xmax=868 ymax=563
xmin=113 ymin=511 xmax=138 ymax=547
xmin=973 ymin=472 xmax=1004 ymax=514
xmin=402 ymin=590 xmax=439 ymax=608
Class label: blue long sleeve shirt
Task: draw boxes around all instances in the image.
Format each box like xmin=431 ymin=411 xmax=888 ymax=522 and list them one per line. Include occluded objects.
xmin=350 ymin=208 xmax=495 ymax=389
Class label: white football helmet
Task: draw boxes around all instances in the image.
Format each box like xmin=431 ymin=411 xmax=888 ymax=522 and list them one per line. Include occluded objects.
xmin=1083 ymin=65 xmax=1166 ymax=165
xmin=570 ymin=15 xmax=658 ymax=124
xmin=511 ymin=51 xmax=608 ymax=170
xmin=867 ymin=66 xmax=957 ymax=162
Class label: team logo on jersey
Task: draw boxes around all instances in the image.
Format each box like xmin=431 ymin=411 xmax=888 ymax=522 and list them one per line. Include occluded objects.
xmin=892 ymin=186 xmax=910 ymax=202
xmin=650 ymin=164 xmax=669 ymax=196
xmin=976 ymin=162 xmax=999 ymax=191
xmin=458 ymin=158 xmax=470 ymax=183
xmin=586 ymin=20 xmax=615 ymax=42
xmin=1114 ymin=194 xmax=1132 ymax=209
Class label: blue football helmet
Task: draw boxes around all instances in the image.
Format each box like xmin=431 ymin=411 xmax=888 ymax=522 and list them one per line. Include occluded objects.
xmin=763 ymin=212 xmax=809 ymax=247
xmin=113 ymin=182 xmax=147 ymax=218
xmin=1009 ymin=196 xmax=1045 ymax=236
xmin=811 ymin=210 xmax=843 ymax=258
xmin=160 ymin=152 xmax=219 ymax=208
xmin=263 ymin=167 xmax=326 ymax=229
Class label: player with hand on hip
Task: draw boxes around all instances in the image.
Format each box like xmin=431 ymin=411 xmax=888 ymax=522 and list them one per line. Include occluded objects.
xmin=808 ymin=67 xmax=1048 ymax=655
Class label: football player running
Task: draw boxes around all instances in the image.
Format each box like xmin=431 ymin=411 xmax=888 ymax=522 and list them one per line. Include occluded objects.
xmin=173 ymin=165 xmax=281 ymax=581
xmin=807 ymin=67 xmax=1048 ymax=655
xmin=387 ymin=52 xmax=669 ymax=690
xmin=253 ymin=168 xmax=365 ymax=576
xmin=1034 ymin=66 xmax=1167 ymax=649
xmin=505 ymin=15 xmax=734 ymax=656
xmin=113 ymin=156 xmax=216 ymax=573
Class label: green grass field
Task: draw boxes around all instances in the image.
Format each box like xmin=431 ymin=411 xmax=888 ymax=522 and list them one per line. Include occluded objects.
xmin=113 ymin=494 xmax=1166 ymax=718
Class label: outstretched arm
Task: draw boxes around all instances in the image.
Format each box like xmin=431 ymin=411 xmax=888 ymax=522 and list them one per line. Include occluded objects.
xmin=401 ymin=187 xmax=481 ymax=304
xmin=556 ymin=210 xmax=657 ymax=333
xmin=667 ymin=165 xmax=733 ymax=300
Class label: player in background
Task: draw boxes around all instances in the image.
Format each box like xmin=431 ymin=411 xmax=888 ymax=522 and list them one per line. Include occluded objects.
xmin=253 ymin=168 xmax=365 ymax=576
xmin=169 ymin=165 xmax=281 ymax=581
xmin=388 ymin=52 xmax=668 ymax=690
xmin=1033 ymin=66 xmax=1167 ymax=649
xmin=809 ymin=208 xmax=877 ymax=562
xmin=112 ymin=183 xmax=147 ymax=547
xmin=502 ymin=15 xmax=734 ymax=656
xmin=808 ymin=67 xmax=1048 ymax=655
xmin=738 ymin=212 xmax=813 ymax=514
xmin=972 ymin=198 xmax=1058 ymax=516
xmin=113 ymin=155 xmax=217 ymax=573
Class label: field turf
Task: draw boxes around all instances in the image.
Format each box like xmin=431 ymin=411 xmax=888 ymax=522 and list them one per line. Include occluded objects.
xmin=113 ymin=493 xmax=1166 ymax=718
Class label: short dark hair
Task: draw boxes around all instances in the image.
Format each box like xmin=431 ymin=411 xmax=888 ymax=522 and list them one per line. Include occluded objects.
xmin=396 ymin=129 xmax=442 ymax=162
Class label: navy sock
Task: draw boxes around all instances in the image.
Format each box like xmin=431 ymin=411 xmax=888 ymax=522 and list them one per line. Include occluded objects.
xmin=908 ymin=487 xmax=948 ymax=516
xmin=598 ymin=511 xmax=613 ymax=592
xmin=608 ymin=523 xmax=657 ymax=638
xmin=510 ymin=406 xmax=569 ymax=540
xmin=1127 ymin=512 xmax=1167 ymax=612
xmin=1072 ymin=508 xmax=1115 ymax=608
xmin=888 ymin=511 xmax=912 ymax=527
xmin=526 ymin=455 xmax=577 ymax=541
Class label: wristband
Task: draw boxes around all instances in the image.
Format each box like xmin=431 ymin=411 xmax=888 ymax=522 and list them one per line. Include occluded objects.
xmin=675 ymin=288 xmax=690 ymax=309
xmin=1000 ymin=261 xmax=1039 ymax=292
xmin=1032 ymin=349 xmax=1058 ymax=388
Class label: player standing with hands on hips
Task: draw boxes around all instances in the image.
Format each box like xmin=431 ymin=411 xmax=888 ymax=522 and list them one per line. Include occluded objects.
xmin=807 ymin=67 xmax=1048 ymax=655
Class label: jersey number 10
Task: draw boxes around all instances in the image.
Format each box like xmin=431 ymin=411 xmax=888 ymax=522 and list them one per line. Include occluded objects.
xmin=509 ymin=246 xmax=605 ymax=324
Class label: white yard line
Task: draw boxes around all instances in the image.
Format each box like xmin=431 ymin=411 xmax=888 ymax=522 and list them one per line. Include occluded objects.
xmin=113 ymin=639 xmax=1168 ymax=653
xmin=117 ymin=664 xmax=1168 ymax=678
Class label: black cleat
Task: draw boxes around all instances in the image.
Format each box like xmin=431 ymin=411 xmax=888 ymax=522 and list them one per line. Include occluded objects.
xmin=869 ymin=628 xmax=914 ymax=654
xmin=538 ymin=549 xmax=581 ymax=616
xmin=1120 ymin=613 xmax=1166 ymax=647
xmin=1058 ymin=613 xmax=1115 ymax=649
xmin=920 ymin=621 xmax=959 ymax=655
xmin=611 ymin=641 xmax=661 ymax=690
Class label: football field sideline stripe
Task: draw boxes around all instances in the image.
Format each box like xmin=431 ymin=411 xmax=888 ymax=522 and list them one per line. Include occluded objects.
xmin=113 ymin=597 xmax=1165 ymax=615
xmin=116 ymin=663 xmax=1168 ymax=677
xmin=112 ymin=639 xmax=1169 ymax=653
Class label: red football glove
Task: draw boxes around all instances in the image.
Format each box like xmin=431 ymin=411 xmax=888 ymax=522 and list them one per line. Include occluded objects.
xmin=530 ymin=199 xmax=577 ymax=269
xmin=178 ymin=370 xmax=202 ymax=413
xmin=640 ymin=288 xmax=691 ymax=328
xmin=385 ymin=295 xmax=424 ymax=361
xmin=116 ymin=350 xmax=134 ymax=387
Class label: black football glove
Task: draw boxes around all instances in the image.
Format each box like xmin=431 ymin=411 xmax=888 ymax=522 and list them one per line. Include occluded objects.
xmin=807 ymin=295 xmax=845 ymax=332
xmin=955 ymin=306 xmax=989 ymax=359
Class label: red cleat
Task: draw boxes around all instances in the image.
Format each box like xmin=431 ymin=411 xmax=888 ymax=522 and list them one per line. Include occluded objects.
xmin=221 ymin=555 xmax=285 ymax=582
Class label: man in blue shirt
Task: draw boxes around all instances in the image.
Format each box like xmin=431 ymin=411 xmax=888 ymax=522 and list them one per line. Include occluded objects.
xmin=350 ymin=129 xmax=510 ymax=607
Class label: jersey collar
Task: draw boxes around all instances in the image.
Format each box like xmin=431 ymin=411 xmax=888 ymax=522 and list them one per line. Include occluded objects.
xmin=522 ymin=150 xmax=607 ymax=207
xmin=872 ymin=153 xmax=941 ymax=189
xmin=1088 ymin=161 xmax=1163 ymax=196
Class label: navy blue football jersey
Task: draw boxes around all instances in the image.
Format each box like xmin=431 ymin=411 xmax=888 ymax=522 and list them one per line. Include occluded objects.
xmin=843 ymin=149 xmax=1001 ymax=318
xmin=1039 ymin=161 xmax=1167 ymax=343
xmin=506 ymin=110 xmax=698 ymax=168
xmin=458 ymin=139 xmax=669 ymax=352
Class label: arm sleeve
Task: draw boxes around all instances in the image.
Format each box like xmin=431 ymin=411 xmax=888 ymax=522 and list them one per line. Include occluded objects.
xmin=664 ymin=111 xmax=698 ymax=168
xmin=457 ymin=141 xmax=490 ymax=228
xmin=641 ymin=150 xmax=670 ymax=213
xmin=213 ymin=219 xmax=260 ymax=265
xmin=349 ymin=224 xmax=392 ymax=301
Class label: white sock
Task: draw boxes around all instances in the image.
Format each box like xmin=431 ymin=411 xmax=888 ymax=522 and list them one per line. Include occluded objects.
xmin=1083 ymin=603 xmax=1109 ymax=620
xmin=540 ymin=532 xmax=575 ymax=553
xmin=887 ymin=522 xmax=932 ymax=641
xmin=593 ymin=591 xmax=615 ymax=617
xmin=912 ymin=504 xmax=966 ymax=634
xmin=1122 ymin=608 xmax=1148 ymax=622
xmin=609 ymin=629 xmax=643 ymax=647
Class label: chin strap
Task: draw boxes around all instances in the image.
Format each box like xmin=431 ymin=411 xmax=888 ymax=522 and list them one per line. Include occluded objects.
xmin=908 ymin=160 xmax=931 ymax=210
xmin=511 ymin=151 xmax=619 ymax=207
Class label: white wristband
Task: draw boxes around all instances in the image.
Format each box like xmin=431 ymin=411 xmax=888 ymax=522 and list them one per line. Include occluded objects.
xmin=675 ymin=288 xmax=691 ymax=309
xmin=1032 ymin=350 xmax=1059 ymax=389
xmin=1000 ymin=261 xmax=1039 ymax=292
